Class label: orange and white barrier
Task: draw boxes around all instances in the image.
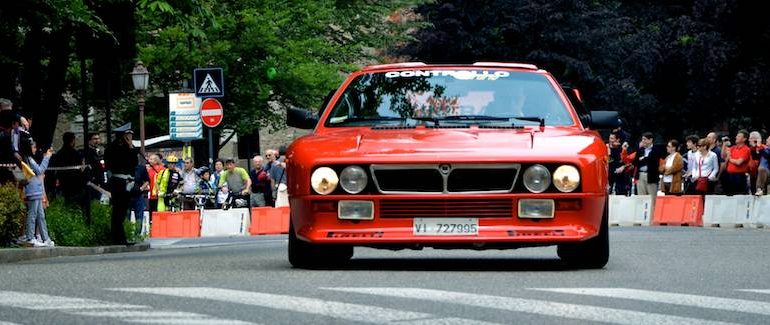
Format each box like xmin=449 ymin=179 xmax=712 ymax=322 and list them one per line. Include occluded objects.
xmin=749 ymin=196 xmax=770 ymax=228
xmin=150 ymin=211 xmax=201 ymax=238
xmin=609 ymin=195 xmax=652 ymax=226
xmin=250 ymin=207 xmax=290 ymax=235
xmin=702 ymin=195 xmax=754 ymax=227
xmin=652 ymin=195 xmax=703 ymax=226
xmin=200 ymin=208 xmax=250 ymax=237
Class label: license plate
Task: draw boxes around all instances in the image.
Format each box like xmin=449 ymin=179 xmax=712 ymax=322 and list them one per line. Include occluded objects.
xmin=413 ymin=218 xmax=479 ymax=236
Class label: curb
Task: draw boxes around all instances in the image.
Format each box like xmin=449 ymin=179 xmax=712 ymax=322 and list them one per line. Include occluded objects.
xmin=0 ymin=242 xmax=150 ymax=264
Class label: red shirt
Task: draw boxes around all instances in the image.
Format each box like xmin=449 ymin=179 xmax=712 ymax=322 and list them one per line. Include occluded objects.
xmin=727 ymin=144 xmax=751 ymax=174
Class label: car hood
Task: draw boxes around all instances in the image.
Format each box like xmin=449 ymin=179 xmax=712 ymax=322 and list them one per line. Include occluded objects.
xmin=290 ymin=127 xmax=602 ymax=163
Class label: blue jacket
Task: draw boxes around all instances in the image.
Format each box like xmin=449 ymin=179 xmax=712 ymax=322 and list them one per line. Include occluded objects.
xmin=24 ymin=155 xmax=51 ymax=200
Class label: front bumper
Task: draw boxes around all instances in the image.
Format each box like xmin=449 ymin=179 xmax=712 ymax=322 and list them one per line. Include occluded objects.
xmin=290 ymin=193 xmax=606 ymax=245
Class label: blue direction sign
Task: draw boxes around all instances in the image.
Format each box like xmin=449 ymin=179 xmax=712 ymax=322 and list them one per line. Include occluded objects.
xmin=193 ymin=68 xmax=225 ymax=98
xmin=169 ymin=93 xmax=203 ymax=140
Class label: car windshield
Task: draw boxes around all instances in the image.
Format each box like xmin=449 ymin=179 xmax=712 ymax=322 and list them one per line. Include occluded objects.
xmin=325 ymin=69 xmax=574 ymax=127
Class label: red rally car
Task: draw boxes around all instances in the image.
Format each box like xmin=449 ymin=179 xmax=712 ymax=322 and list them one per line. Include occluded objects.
xmin=285 ymin=62 xmax=619 ymax=269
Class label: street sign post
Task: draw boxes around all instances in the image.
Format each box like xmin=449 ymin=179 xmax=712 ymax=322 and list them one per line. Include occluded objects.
xmin=193 ymin=68 xmax=225 ymax=98
xmin=169 ymin=93 xmax=203 ymax=140
xmin=200 ymin=98 xmax=224 ymax=168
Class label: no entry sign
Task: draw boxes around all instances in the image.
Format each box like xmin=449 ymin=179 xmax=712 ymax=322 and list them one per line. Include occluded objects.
xmin=200 ymin=98 xmax=223 ymax=127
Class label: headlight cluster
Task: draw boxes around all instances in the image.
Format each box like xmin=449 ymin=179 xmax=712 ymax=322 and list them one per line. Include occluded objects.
xmin=311 ymin=165 xmax=368 ymax=195
xmin=522 ymin=164 xmax=580 ymax=193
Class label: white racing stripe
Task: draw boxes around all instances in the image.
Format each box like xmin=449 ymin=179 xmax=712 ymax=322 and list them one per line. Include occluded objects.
xmin=534 ymin=288 xmax=770 ymax=316
xmin=0 ymin=291 xmax=253 ymax=325
xmin=112 ymin=287 xmax=499 ymax=325
xmin=325 ymin=287 xmax=736 ymax=325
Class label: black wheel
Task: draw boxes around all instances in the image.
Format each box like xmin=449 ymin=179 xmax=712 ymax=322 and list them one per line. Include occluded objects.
xmin=288 ymin=223 xmax=353 ymax=269
xmin=557 ymin=203 xmax=609 ymax=269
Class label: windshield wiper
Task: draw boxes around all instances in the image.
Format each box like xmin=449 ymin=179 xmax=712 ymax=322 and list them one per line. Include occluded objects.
xmin=439 ymin=115 xmax=510 ymax=121
xmin=409 ymin=116 xmax=440 ymax=125
xmin=337 ymin=116 xmax=441 ymax=126
xmin=510 ymin=116 xmax=545 ymax=128
xmin=437 ymin=115 xmax=545 ymax=128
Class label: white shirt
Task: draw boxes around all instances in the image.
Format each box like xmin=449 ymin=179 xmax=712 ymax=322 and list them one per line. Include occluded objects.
xmin=690 ymin=151 xmax=719 ymax=181
xmin=686 ymin=150 xmax=697 ymax=175
xmin=663 ymin=154 xmax=676 ymax=183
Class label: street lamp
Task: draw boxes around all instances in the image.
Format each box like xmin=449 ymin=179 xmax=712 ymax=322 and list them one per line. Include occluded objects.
xmin=130 ymin=61 xmax=149 ymax=155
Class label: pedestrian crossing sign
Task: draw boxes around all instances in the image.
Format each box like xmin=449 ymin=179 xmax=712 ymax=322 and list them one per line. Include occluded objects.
xmin=193 ymin=68 xmax=225 ymax=98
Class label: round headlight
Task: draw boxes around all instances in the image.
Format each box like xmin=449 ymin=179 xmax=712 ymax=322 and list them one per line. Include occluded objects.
xmin=340 ymin=165 xmax=368 ymax=194
xmin=553 ymin=165 xmax=580 ymax=192
xmin=311 ymin=167 xmax=338 ymax=195
xmin=523 ymin=164 xmax=552 ymax=193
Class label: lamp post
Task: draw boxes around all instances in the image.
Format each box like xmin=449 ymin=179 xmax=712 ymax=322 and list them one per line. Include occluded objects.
xmin=130 ymin=61 xmax=149 ymax=155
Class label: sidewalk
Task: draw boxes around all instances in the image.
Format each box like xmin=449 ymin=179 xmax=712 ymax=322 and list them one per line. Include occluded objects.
xmin=0 ymin=243 xmax=150 ymax=264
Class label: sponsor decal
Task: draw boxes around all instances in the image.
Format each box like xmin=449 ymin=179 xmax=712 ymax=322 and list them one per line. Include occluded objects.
xmin=507 ymin=229 xmax=567 ymax=237
xmin=327 ymin=231 xmax=385 ymax=238
xmin=384 ymin=70 xmax=511 ymax=81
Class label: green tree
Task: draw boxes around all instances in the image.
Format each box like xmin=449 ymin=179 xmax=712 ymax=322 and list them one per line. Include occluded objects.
xmin=131 ymin=0 xmax=423 ymax=141
xmin=398 ymin=0 xmax=770 ymax=140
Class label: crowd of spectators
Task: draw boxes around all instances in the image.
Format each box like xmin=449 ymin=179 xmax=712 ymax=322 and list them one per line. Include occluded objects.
xmin=607 ymin=127 xmax=770 ymax=198
xmin=145 ymin=147 xmax=288 ymax=215
xmin=2 ymin=97 xmax=290 ymax=246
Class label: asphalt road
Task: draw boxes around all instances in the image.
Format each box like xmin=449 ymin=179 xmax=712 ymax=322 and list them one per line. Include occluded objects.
xmin=2 ymin=227 xmax=770 ymax=325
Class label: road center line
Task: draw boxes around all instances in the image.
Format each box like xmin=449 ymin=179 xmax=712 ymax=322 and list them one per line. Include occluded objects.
xmin=324 ymin=287 xmax=736 ymax=325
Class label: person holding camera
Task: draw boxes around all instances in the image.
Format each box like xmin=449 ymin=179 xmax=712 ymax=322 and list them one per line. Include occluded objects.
xmin=723 ymin=130 xmax=751 ymax=195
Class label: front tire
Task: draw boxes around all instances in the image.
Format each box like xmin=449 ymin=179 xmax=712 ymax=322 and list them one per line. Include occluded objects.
xmin=557 ymin=203 xmax=609 ymax=269
xmin=288 ymin=223 xmax=353 ymax=269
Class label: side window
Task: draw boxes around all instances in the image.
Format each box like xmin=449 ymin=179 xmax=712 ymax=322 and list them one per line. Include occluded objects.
xmin=562 ymin=85 xmax=590 ymax=126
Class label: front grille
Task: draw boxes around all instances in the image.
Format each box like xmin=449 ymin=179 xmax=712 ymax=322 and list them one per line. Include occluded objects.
xmin=370 ymin=164 xmax=519 ymax=194
xmin=379 ymin=198 xmax=514 ymax=218
xmin=372 ymin=169 xmax=443 ymax=192
xmin=447 ymin=168 xmax=517 ymax=192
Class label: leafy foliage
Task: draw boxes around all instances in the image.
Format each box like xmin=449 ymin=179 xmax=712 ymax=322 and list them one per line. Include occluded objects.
xmin=46 ymin=199 xmax=113 ymax=247
xmin=133 ymin=0 xmax=424 ymax=135
xmin=397 ymin=0 xmax=770 ymax=141
xmin=0 ymin=183 xmax=25 ymax=247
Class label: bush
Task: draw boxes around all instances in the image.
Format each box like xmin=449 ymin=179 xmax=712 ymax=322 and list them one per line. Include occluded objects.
xmin=46 ymin=199 xmax=128 ymax=247
xmin=0 ymin=183 xmax=25 ymax=247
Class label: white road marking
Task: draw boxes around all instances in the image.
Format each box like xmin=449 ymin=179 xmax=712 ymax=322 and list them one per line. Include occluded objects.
xmin=325 ymin=287 xmax=736 ymax=325
xmin=0 ymin=291 xmax=254 ymax=324
xmin=738 ymin=289 xmax=770 ymax=295
xmin=534 ymin=288 xmax=770 ymax=316
xmin=112 ymin=287 xmax=500 ymax=324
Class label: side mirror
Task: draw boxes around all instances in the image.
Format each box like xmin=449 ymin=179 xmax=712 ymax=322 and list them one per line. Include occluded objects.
xmin=287 ymin=107 xmax=318 ymax=130
xmin=589 ymin=111 xmax=621 ymax=129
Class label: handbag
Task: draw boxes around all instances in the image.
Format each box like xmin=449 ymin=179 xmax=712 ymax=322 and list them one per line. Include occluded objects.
xmin=695 ymin=156 xmax=709 ymax=192
xmin=695 ymin=177 xmax=709 ymax=192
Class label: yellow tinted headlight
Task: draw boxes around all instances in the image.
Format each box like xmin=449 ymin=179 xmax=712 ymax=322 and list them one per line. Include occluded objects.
xmin=553 ymin=165 xmax=580 ymax=192
xmin=311 ymin=167 xmax=338 ymax=195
